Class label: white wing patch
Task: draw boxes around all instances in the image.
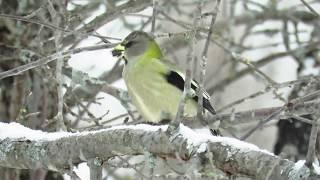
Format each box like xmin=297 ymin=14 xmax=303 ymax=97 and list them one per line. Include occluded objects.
xmin=175 ymin=71 xmax=210 ymax=99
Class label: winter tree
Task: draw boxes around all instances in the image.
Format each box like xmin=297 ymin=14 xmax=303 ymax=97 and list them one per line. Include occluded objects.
xmin=0 ymin=0 xmax=320 ymax=179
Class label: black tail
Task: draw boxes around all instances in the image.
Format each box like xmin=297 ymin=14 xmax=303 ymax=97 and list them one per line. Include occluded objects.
xmin=203 ymin=98 xmax=216 ymax=115
xmin=210 ymin=129 xmax=221 ymax=136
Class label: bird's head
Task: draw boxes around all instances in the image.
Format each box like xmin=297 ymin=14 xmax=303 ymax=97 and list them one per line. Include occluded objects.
xmin=112 ymin=31 xmax=162 ymax=63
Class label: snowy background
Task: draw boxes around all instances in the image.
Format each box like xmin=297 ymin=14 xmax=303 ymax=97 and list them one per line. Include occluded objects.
xmin=1 ymin=0 xmax=319 ymax=179
xmin=63 ymin=0 xmax=319 ymax=178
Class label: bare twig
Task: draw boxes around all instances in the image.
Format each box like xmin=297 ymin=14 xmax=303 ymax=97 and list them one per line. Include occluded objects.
xmin=197 ymin=0 xmax=221 ymax=118
xmin=79 ymin=112 xmax=130 ymax=131
xmin=151 ymin=0 xmax=158 ymax=34
xmin=240 ymin=107 xmax=285 ymax=140
xmin=49 ymin=0 xmax=67 ymax=131
xmin=217 ymin=75 xmax=319 ymax=113
xmin=288 ymin=114 xmax=320 ymax=126
xmin=305 ymin=116 xmax=320 ymax=168
xmin=207 ymin=42 xmax=319 ymax=93
xmin=238 ymin=89 xmax=320 ymax=140
xmin=116 ymin=155 xmax=147 ymax=179
xmin=41 ymin=0 xmax=151 ymax=51
xmin=231 ymin=52 xmax=277 ymax=86
xmin=169 ymin=15 xmax=198 ymax=133
xmin=0 ymin=43 xmax=116 ymax=80
xmin=207 ymin=99 xmax=320 ymax=129
xmin=300 ymin=0 xmax=320 ymax=17
xmin=0 ymin=14 xmax=120 ymax=41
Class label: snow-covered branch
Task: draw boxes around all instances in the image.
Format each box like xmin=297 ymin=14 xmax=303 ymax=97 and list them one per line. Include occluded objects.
xmin=0 ymin=122 xmax=319 ymax=179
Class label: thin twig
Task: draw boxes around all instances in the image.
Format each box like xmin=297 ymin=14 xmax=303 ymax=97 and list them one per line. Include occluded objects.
xmin=288 ymin=114 xmax=320 ymax=126
xmin=240 ymin=89 xmax=320 ymax=140
xmin=151 ymin=0 xmax=158 ymax=34
xmin=197 ymin=0 xmax=221 ymax=119
xmin=208 ymin=100 xmax=320 ymax=130
xmin=79 ymin=113 xmax=130 ymax=131
xmin=217 ymin=75 xmax=318 ymax=112
xmin=240 ymin=106 xmax=285 ymax=140
xmin=300 ymin=0 xmax=320 ymax=17
xmin=230 ymin=52 xmax=287 ymax=103
xmin=305 ymin=116 xmax=320 ymax=167
xmin=0 ymin=13 xmax=120 ymax=41
xmin=0 ymin=43 xmax=116 ymax=80
xmin=169 ymin=15 xmax=198 ymax=133
xmin=207 ymin=41 xmax=319 ymax=93
xmin=49 ymin=0 xmax=67 ymax=131
xmin=116 ymin=155 xmax=147 ymax=179
xmin=231 ymin=52 xmax=277 ymax=85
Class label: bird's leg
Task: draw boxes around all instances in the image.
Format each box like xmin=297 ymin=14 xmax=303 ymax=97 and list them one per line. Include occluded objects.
xmin=159 ymin=111 xmax=172 ymax=124
xmin=158 ymin=119 xmax=171 ymax=124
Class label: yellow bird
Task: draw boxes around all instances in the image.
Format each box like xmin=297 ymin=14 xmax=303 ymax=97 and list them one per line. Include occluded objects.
xmin=112 ymin=31 xmax=216 ymax=125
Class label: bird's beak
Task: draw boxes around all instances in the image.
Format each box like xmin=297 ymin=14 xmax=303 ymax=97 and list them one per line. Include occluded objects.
xmin=112 ymin=43 xmax=125 ymax=57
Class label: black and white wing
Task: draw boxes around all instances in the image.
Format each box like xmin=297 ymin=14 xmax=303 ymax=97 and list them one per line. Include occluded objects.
xmin=164 ymin=70 xmax=216 ymax=115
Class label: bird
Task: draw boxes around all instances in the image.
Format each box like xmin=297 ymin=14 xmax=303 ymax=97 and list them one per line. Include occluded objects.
xmin=111 ymin=31 xmax=216 ymax=127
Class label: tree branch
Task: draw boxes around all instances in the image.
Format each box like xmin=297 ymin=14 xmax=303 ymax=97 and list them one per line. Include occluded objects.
xmin=0 ymin=122 xmax=319 ymax=179
xmin=207 ymin=99 xmax=320 ymax=128
xmin=207 ymin=41 xmax=319 ymax=93
xmin=42 ymin=0 xmax=152 ymax=51
xmin=0 ymin=43 xmax=116 ymax=80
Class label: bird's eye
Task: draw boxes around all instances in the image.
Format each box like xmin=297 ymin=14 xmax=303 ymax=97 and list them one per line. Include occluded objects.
xmin=125 ymin=41 xmax=135 ymax=48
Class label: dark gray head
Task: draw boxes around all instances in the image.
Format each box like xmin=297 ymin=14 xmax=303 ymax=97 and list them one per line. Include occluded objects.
xmin=112 ymin=31 xmax=161 ymax=60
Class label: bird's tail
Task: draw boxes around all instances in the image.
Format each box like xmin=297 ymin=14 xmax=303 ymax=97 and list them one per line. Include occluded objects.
xmin=210 ymin=128 xmax=221 ymax=136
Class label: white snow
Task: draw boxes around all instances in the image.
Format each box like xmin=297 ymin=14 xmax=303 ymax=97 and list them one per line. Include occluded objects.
xmin=293 ymin=160 xmax=320 ymax=176
xmin=63 ymin=163 xmax=90 ymax=180
xmin=0 ymin=122 xmax=168 ymax=141
xmin=219 ymin=136 xmax=274 ymax=155
xmin=289 ymin=160 xmax=310 ymax=179
xmin=294 ymin=160 xmax=306 ymax=170
xmin=73 ymin=163 xmax=90 ymax=180
xmin=0 ymin=122 xmax=273 ymax=156
xmin=0 ymin=122 xmax=70 ymax=141
xmin=178 ymin=124 xmax=274 ymax=155
xmin=313 ymin=162 xmax=320 ymax=175
xmin=301 ymin=58 xmax=320 ymax=76
xmin=197 ymin=143 xmax=208 ymax=153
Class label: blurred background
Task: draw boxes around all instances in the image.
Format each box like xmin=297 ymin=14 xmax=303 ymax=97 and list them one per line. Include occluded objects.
xmin=0 ymin=0 xmax=319 ymax=179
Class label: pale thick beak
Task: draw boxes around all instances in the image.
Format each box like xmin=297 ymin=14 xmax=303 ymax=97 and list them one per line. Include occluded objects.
xmin=111 ymin=43 xmax=125 ymax=57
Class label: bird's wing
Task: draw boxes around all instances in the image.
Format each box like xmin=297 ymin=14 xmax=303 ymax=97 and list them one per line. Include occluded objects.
xmin=156 ymin=58 xmax=216 ymax=115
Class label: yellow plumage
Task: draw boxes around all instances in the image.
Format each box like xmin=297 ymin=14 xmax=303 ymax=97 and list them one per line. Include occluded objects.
xmin=112 ymin=31 xmax=215 ymax=123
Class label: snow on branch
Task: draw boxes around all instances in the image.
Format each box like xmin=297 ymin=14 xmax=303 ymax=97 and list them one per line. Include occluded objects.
xmin=0 ymin=122 xmax=319 ymax=179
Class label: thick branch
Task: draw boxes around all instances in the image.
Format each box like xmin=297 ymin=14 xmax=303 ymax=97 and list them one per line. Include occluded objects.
xmin=0 ymin=122 xmax=319 ymax=179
